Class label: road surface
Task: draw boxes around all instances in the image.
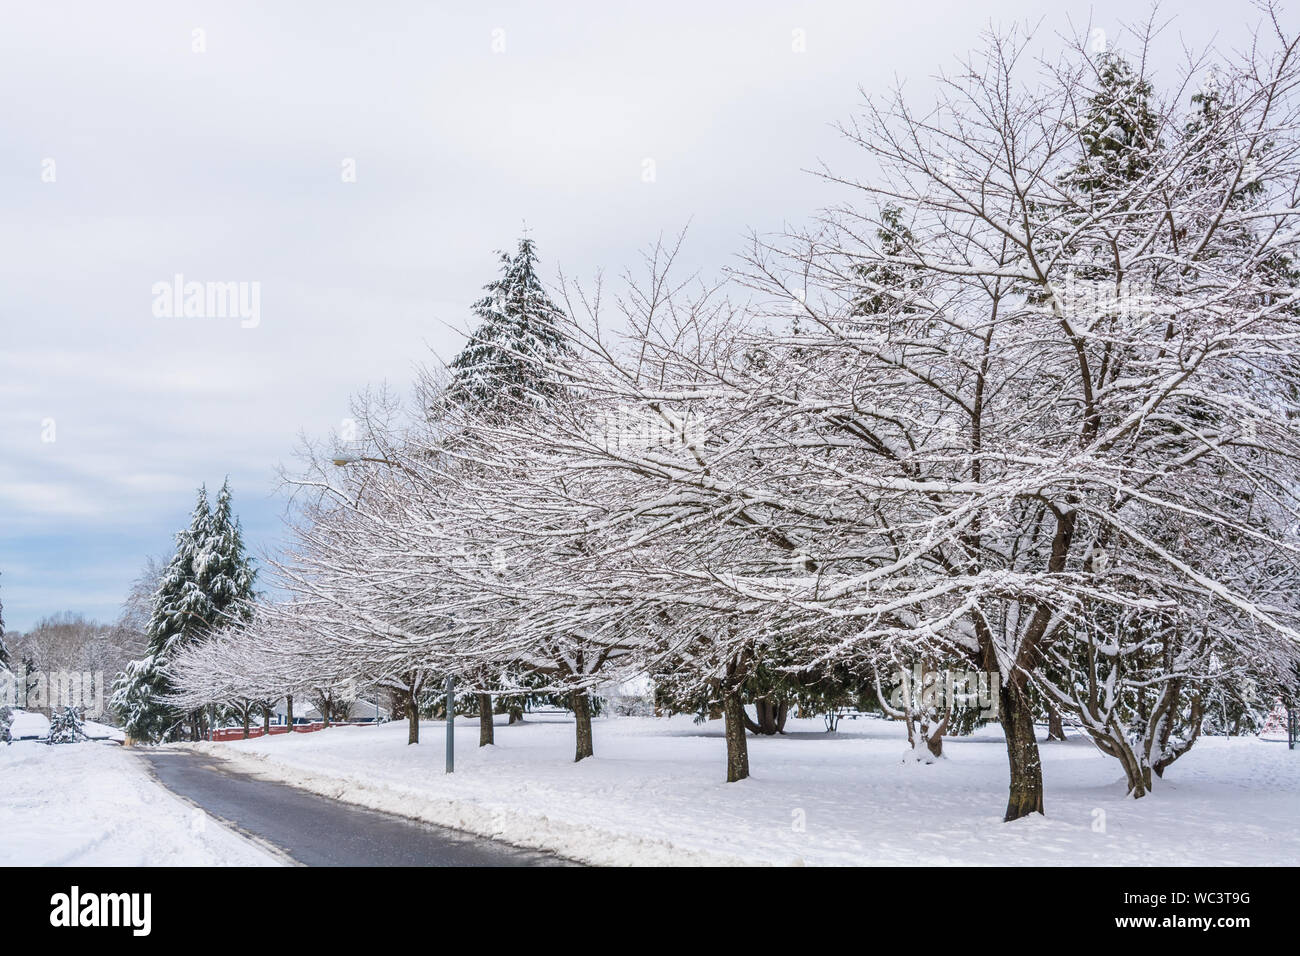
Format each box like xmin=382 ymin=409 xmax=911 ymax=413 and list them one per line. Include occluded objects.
xmin=140 ymin=749 xmax=574 ymax=866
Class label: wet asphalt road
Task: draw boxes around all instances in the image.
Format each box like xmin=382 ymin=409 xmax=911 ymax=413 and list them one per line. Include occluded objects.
xmin=140 ymin=750 xmax=575 ymax=867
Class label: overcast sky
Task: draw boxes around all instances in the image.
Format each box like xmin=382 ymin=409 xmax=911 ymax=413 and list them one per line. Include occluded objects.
xmin=0 ymin=0 xmax=1274 ymax=631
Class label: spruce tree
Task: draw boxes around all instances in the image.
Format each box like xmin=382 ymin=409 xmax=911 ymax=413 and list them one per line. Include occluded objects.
xmin=112 ymin=488 xmax=209 ymax=741
xmin=111 ymin=482 xmax=256 ymax=742
xmin=198 ymin=479 xmax=257 ymax=625
xmin=1066 ymin=52 xmax=1160 ymax=194
xmin=444 ymin=237 xmax=572 ymax=415
xmin=852 ymin=204 xmax=924 ymax=317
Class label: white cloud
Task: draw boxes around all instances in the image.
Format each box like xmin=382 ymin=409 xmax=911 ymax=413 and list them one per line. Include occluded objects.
xmin=0 ymin=0 xmax=1262 ymax=629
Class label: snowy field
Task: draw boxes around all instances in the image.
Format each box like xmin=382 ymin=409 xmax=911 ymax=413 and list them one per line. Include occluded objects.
xmin=193 ymin=714 xmax=1300 ymax=866
xmin=0 ymin=735 xmax=278 ymax=866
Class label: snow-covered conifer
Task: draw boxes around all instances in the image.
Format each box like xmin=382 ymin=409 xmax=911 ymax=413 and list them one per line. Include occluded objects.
xmin=112 ymin=483 xmax=256 ymax=742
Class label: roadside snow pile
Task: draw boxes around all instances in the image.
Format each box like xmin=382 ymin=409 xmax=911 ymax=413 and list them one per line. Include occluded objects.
xmin=199 ymin=714 xmax=1300 ymax=866
xmin=7 ymin=710 xmax=50 ymax=741
xmin=83 ymin=718 xmax=126 ymax=742
xmin=0 ymin=740 xmax=279 ymax=866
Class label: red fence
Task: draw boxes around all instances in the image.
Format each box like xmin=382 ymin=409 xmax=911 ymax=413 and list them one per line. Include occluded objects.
xmin=209 ymin=721 xmax=375 ymax=742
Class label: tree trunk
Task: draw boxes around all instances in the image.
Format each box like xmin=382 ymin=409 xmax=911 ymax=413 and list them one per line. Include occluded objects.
xmin=241 ymin=706 xmax=251 ymax=740
xmin=1109 ymin=728 xmax=1150 ymax=797
xmin=745 ymin=698 xmax=787 ymax=735
xmin=1047 ymin=703 xmax=1066 ymax=741
xmin=286 ymin=694 xmax=294 ymax=731
xmin=407 ymin=688 xmax=419 ymax=745
xmin=757 ymin=699 xmax=776 ymax=734
xmin=722 ymin=688 xmax=750 ymax=782
xmin=571 ymin=690 xmax=593 ymax=762
xmin=925 ymin=727 xmax=944 ymax=758
xmin=999 ymin=680 xmax=1044 ymax=820
xmin=1152 ymin=693 xmax=1203 ymax=779
xmin=478 ymin=693 xmax=494 ymax=747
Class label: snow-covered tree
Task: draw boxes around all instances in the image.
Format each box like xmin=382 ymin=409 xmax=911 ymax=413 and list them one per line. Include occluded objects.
xmin=112 ymin=482 xmax=256 ymax=742
xmin=443 ymin=236 xmax=573 ymax=415
xmin=46 ymin=707 xmax=87 ymax=745
xmin=1063 ymin=51 xmax=1160 ymax=193
xmin=434 ymin=236 xmax=618 ymax=754
xmin=668 ymin=16 xmax=1300 ymax=816
xmin=426 ymin=237 xmax=795 ymax=778
xmin=199 ymin=480 xmax=257 ymax=625
xmin=163 ymin=14 xmax=1300 ymax=823
xmin=112 ymin=488 xmax=211 ymax=742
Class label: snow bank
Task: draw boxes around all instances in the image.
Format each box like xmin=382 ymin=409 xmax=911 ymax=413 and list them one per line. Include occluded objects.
xmin=194 ymin=714 xmax=1300 ymax=866
xmin=0 ymin=740 xmax=279 ymax=866
xmin=7 ymin=710 xmax=50 ymax=740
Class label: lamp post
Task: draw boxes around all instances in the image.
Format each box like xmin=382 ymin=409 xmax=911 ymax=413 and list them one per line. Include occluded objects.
xmin=331 ymin=454 xmax=398 ymax=467
xmin=445 ymin=675 xmax=455 ymax=772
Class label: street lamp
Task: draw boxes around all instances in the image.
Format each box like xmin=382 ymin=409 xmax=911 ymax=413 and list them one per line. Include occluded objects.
xmin=445 ymin=675 xmax=455 ymax=773
xmin=331 ymin=454 xmax=397 ymax=467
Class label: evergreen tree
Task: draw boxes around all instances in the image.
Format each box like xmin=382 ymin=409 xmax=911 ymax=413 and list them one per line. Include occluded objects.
xmin=1065 ymin=52 xmax=1160 ymax=194
xmin=851 ymin=204 xmax=924 ymax=317
xmin=112 ymin=488 xmax=209 ymax=741
xmin=111 ymin=482 xmax=256 ymax=742
xmin=1183 ymin=71 xmax=1300 ymax=296
xmin=444 ymin=237 xmax=572 ymax=415
xmin=47 ymin=707 xmax=87 ymax=744
xmin=198 ymin=479 xmax=257 ymax=625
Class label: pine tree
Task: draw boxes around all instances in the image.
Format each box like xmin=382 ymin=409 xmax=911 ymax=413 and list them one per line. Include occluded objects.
xmin=112 ymin=488 xmax=209 ymax=741
xmin=444 ymin=237 xmax=572 ymax=415
xmin=1184 ymin=71 xmax=1299 ymax=295
xmin=111 ymin=482 xmax=255 ymax=742
xmin=47 ymin=707 xmax=87 ymax=744
xmin=851 ymin=204 xmax=924 ymax=316
xmin=198 ymin=479 xmax=257 ymax=626
xmin=1066 ymin=52 xmax=1160 ymax=194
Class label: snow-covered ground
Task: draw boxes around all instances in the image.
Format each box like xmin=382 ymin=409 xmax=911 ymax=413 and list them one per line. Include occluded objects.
xmin=6 ymin=710 xmax=125 ymax=743
xmin=0 ymin=737 xmax=279 ymax=866
xmin=194 ymin=713 xmax=1300 ymax=866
